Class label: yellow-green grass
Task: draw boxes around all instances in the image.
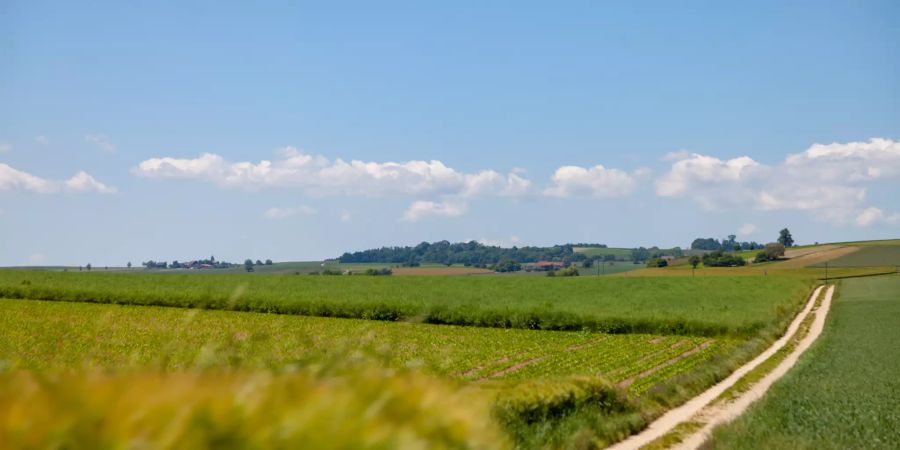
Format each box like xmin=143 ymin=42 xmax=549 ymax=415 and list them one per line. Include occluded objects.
xmin=708 ymin=275 xmax=900 ymax=449
xmin=0 ymin=366 xmax=508 ymax=449
xmin=0 ymin=299 xmax=738 ymax=387
xmin=0 ymin=270 xmax=812 ymax=337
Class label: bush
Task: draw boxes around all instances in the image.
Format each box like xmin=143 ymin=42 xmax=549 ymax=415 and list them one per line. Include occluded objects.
xmin=364 ymin=268 xmax=393 ymax=276
xmin=702 ymin=251 xmax=746 ymax=267
xmin=646 ymin=258 xmax=668 ymax=268
xmin=754 ymin=243 xmax=786 ymax=263
xmin=558 ymin=266 xmax=579 ymax=277
xmin=493 ymin=260 xmax=522 ymax=273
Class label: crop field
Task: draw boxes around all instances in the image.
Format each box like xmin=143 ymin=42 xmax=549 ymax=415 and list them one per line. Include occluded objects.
xmin=808 ymin=245 xmax=900 ymax=268
xmin=0 ymin=270 xmax=812 ymax=337
xmin=708 ymin=275 xmax=900 ymax=449
xmin=573 ymin=247 xmax=634 ymax=259
xmin=0 ymin=299 xmax=740 ymax=386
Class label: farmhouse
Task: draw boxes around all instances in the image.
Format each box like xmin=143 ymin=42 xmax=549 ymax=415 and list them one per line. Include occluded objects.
xmin=524 ymin=261 xmax=566 ymax=271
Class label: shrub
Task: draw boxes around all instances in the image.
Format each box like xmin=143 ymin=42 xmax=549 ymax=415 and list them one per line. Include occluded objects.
xmin=364 ymin=268 xmax=393 ymax=276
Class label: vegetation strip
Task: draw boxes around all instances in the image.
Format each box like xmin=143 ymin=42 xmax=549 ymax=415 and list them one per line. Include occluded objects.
xmin=0 ymin=270 xmax=812 ymax=337
xmin=604 ymin=285 xmax=824 ymax=450
xmin=670 ymin=285 xmax=834 ymax=449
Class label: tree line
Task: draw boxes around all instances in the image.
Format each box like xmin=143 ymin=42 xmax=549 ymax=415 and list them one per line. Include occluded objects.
xmin=337 ymin=241 xmax=591 ymax=266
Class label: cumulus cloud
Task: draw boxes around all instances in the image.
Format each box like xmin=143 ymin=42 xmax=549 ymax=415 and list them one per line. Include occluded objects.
xmin=64 ymin=171 xmax=118 ymax=193
xmin=544 ymin=165 xmax=638 ymax=198
xmin=263 ymin=206 xmax=317 ymax=220
xmin=0 ymin=163 xmax=115 ymax=194
xmin=656 ymin=138 xmax=900 ymax=226
xmin=401 ymin=200 xmax=467 ymax=222
xmin=84 ymin=134 xmax=117 ymax=154
xmin=655 ymin=154 xmax=761 ymax=197
xmin=134 ymin=148 xmax=533 ymax=199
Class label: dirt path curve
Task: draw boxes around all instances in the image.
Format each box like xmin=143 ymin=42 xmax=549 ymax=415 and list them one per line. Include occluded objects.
xmin=671 ymin=284 xmax=834 ymax=449
xmin=604 ymin=285 xmax=826 ymax=450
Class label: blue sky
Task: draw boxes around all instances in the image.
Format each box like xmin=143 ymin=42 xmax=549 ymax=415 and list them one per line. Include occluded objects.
xmin=2 ymin=1 xmax=899 ymax=266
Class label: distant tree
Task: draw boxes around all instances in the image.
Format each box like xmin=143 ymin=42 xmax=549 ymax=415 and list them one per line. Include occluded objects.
xmin=754 ymin=243 xmax=786 ymax=263
xmin=582 ymin=258 xmax=594 ymax=268
xmin=603 ymin=254 xmax=616 ymax=262
xmin=691 ymin=238 xmax=722 ymax=251
xmin=265 ymin=259 xmax=273 ymax=265
xmin=255 ymin=259 xmax=263 ymax=266
xmin=689 ymin=255 xmax=701 ymax=269
xmin=558 ymin=265 xmax=580 ymax=277
xmin=127 ymin=261 xmax=132 ymax=269
xmin=86 ymin=263 xmax=92 ymax=272
xmin=244 ymin=259 xmax=255 ymax=272
xmin=777 ymin=228 xmax=794 ymax=247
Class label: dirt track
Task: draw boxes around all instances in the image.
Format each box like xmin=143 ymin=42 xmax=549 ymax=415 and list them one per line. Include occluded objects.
xmin=604 ymin=285 xmax=827 ymax=450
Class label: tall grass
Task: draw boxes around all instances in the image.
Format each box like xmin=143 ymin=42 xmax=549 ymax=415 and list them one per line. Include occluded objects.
xmin=0 ymin=366 xmax=508 ymax=449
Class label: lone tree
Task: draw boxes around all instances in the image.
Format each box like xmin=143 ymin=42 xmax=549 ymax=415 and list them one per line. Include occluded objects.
xmin=127 ymin=262 xmax=132 ymax=269
xmin=244 ymin=259 xmax=255 ymax=272
xmin=86 ymin=263 xmax=92 ymax=272
xmin=689 ymin=255 xmax=701 ymax=269
xmin=777 ymin=228 xmax=794 ymax=247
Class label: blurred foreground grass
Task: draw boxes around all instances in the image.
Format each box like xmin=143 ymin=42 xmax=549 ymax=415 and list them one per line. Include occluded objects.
xmin=0 ymin=365 xmax=508 ymax=450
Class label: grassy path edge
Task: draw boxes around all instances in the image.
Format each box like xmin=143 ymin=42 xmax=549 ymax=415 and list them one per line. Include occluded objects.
xmin=604 ymin=285 xmax=826 ymax=450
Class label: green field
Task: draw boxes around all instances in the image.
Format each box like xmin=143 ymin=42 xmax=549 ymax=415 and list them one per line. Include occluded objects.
xmin=573 ymin=247 xmax=634 ymax=259
xmin=0 ymin=298 xmax=737 ymax=386
xmin=0 ymin=270 xmax=812 ymax=337
xmin=708 ymin=274 xmax=900 ymax=449
xmin=809 ymin=245 xmax=900 ymax=268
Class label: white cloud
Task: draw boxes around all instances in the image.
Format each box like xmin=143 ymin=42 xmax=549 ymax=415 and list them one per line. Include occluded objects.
xmin=737 ymin=223 xmax=757 ymax=236
xmin=655 ymin=154 xmax=761 ymax=197
xmin=339 ymin=210 xmax=352 ymax=223
xmin=656 ymin=138 xmax=900 ymax=226
xmin=0 ymin=143 xmax=11 ymax=153
xmin=855 ymin=207 xmax=900 ymax=227
xmin=84 ymin=134 xmax=117 ymax=154
xmin=263 ymin=206 xmax=317 ymax=220
xmin=34 ymin=136 xmax=48 ymax=146
xmin=65 ymin=171 xmax=118 ymax=194
xmin=0 ymin=163 xmax=115 ymax=194
xmin=544 ymin=165 xmax=637 ymax=198
xmin=401 ymin=200 xmax=467 ymax=222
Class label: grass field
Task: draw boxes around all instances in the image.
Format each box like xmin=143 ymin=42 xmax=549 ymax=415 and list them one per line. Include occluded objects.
xmin=708 ymin=274 xmax=900 ymax=449
xmin=808 ymin=245 xmax=900 ymax=268
xmin=0 ymin=270 xmax=812 ymax=337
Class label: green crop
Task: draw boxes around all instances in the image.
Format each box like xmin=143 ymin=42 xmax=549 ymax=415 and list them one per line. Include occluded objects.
xmin=0 ymin=270 xmax=811 ymax=337
xmin=708 ymin=275 xmax=900 ymax=449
